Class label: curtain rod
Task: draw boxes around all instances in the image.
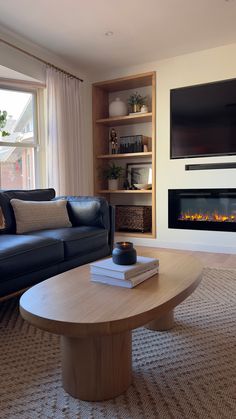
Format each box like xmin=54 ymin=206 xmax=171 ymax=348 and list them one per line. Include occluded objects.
xmin=0 ymin=38 xmax=84 ymax=82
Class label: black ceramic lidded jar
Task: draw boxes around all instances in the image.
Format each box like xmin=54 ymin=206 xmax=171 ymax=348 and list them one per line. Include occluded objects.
xmin=112 ymin=242 xmax=137 ymax=265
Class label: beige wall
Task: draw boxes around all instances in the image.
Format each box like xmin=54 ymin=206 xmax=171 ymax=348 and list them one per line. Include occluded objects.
xmin=96 ymin=43 xmax=236 ymax=253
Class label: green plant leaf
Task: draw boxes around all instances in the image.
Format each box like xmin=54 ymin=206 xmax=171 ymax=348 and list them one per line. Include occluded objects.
xmin=128 ymin=92 xmax=147 ymax=106
xmin=102 ymin=163 xmax=124 ymax=179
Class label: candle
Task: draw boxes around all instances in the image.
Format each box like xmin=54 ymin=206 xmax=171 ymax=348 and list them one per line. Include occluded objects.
xmin=112 ymin=241 xmax=137 ymax=265
xmin=121 ymin=242 xmax=130 ymax=247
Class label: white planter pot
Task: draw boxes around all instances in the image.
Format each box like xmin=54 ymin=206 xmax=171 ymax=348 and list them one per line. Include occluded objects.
xmin=108 ymin=179 xmax=119 ymax=190
xmin=109 ymin=98 xmax=127 ymax=117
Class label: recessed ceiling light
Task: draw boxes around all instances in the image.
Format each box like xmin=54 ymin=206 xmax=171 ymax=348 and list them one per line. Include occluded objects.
xmin=105 ymin=31 xmax=114 ymax=37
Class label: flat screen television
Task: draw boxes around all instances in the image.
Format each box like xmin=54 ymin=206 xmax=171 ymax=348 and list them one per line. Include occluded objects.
xmin=170 ymin=78 xmax=236 ymax=159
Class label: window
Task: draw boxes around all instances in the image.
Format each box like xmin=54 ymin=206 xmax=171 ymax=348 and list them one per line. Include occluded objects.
xmin=0 ymin=87 xmax=39 ymax=189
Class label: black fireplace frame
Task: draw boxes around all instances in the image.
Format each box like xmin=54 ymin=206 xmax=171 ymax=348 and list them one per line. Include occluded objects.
xmin=168 ymin=188 xmax=236 ymax=232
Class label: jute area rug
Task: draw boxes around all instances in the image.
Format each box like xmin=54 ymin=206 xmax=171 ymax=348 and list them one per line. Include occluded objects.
xmin=0 ymin=267 xmax=236 ymax=419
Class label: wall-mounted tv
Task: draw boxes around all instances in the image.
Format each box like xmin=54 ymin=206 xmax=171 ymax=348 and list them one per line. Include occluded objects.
xmin=170 ymin=78 xmax=236 ymax=159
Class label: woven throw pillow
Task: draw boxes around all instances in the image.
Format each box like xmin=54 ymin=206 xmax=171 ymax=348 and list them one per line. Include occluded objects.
xmin=10 ymin=199 xmax=72 ymax=234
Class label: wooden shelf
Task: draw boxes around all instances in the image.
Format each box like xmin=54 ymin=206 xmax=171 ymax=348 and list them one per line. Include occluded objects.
xmin=97 ymin=152 xmax=152 ymax=159
xmin=93 ymin=72 xmax=154 ymax=92
xmin=96 ymin=112 xmax=152 ymax=127
xmin=115 ymin=231 xmax=154 ymax=238
xmin=98 ymin=190 xmax=152 ymax=194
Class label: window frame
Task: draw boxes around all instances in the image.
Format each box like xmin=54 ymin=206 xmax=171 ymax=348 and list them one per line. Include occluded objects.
xmin=0 ymin=81 xmax=45 ymax=189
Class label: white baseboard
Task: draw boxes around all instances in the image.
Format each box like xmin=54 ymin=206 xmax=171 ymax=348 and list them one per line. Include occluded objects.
xmin=114 ymin=235 xmax=236 ymax=254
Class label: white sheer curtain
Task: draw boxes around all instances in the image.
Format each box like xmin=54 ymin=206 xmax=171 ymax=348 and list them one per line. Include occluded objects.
xmin=46 ymin=67 xmax=87 ymax=196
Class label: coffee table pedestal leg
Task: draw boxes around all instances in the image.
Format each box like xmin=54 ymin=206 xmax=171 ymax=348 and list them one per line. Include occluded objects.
xmin=146 ymin=310 xmax=174 ymax=331
xmin=61 ymin=331 xmax=132 ymax=401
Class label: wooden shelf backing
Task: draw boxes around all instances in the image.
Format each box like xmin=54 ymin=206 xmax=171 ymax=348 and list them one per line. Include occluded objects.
xmin=97 ymin=152 xmax=152 ymax=159
xmin=96 ymin=113 xmax=152 ymax=127
xmin=115 ymin=231 xmax=154 ymax=238
xmin=98 ymin=189 xmax=152 ymax=194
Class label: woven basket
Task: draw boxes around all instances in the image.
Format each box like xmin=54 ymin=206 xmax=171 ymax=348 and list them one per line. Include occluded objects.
xmin=116 ymin=205 xmax=152 ymax=233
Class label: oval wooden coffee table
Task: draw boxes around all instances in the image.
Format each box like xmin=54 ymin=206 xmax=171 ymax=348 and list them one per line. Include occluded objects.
xmin=20 ymin=252 xmax=202 ymax=401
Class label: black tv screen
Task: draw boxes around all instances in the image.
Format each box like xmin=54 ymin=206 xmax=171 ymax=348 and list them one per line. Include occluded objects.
xmin=170 ymin=79 xmax=236 ymax=159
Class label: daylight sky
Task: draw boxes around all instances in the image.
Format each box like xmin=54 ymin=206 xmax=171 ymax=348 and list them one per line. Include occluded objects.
xmin=0 ymin=89 xmax=31 ymax=120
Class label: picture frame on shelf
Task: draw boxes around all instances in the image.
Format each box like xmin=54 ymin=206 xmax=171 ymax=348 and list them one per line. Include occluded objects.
xmin=126 ymin=162 xmax=152 ymax=190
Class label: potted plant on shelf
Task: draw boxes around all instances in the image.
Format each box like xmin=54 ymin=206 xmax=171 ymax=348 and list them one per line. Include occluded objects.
xmin=128 ymin=92 xmax=147 ymax=113
xmin=103 ymin=163 xmax=123 ymax=191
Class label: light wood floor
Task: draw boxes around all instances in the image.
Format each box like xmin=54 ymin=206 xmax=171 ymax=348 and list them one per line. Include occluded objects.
xmin=136 ymin=246 xmax=236 ymax=269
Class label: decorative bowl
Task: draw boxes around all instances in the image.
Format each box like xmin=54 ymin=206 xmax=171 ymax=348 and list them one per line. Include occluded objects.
xmin=133 ymin=183 xmax=152 ymax=190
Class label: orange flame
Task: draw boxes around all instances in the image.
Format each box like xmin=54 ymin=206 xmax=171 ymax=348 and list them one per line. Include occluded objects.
xmin=179 ymin=211 xmax=235 ymax=223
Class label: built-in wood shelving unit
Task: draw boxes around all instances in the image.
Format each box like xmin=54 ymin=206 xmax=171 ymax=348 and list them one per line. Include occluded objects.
xmin=92 ymin=71 xmax=156 ymax=238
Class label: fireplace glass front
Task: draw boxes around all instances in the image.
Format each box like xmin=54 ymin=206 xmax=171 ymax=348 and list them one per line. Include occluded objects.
xmin=169 ymin=189 xmax=236 ymax=232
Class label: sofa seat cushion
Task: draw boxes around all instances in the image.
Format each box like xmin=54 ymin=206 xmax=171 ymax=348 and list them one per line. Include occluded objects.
xmin=30 ymin=226 xmax=109 ymax=260
xmin=0 ymin=235 xmax=64 ymax=281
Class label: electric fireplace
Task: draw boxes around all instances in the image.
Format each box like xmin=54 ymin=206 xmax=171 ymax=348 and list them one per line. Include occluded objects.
xmin=168 ymin=189 xmax=236 ymax=232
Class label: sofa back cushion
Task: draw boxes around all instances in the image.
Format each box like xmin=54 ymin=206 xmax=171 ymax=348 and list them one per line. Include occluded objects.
xmin=0 ymin=188 xmax=56 ymax=233
xmin=10 ymin=199 xmax=72 ymax=234
xmin=56 ymin=196 xmax=110 ymax=230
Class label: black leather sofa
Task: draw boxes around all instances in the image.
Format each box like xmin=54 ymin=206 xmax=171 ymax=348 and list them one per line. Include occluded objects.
xmin=0 ymin=189 xmax=114 ymax=299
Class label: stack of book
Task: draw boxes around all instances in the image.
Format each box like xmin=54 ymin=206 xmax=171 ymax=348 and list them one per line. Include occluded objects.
xmin=90 ymin=256 xmax=159 ymax=288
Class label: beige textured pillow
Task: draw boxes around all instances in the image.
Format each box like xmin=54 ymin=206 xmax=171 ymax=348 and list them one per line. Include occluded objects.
xmin=10 ymin=199 xmax=72 ymax=234
xmin=0 ymin=207 xmax=5 ymax=229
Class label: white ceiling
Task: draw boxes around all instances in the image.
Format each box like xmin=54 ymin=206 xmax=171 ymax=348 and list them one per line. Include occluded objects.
xmin=0 ymin=0 xmax=236 ymax=73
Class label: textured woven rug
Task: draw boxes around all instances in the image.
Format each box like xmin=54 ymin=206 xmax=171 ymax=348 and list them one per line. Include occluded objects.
xmin=0 ymin=267 xmax=236 ymax=419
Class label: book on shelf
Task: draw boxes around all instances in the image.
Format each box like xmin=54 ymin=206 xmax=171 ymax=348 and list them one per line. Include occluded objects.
xmin=90 ymin=256 xmax=159 ymax=280
xmin=118 ymin=135 xmax=150 ymax=154
xmin=91 ymin=266 xmax=159 ymax=288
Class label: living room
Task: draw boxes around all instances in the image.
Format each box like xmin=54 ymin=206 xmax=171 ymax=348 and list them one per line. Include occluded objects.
xmin=0 ymin=1 xmax=236 ymax=418
xmin=1 ymin=3 xmax=236 ymax=253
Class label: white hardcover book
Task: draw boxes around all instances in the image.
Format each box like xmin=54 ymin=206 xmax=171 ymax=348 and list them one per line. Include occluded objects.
xmin=90 ymin=256 xmax=159 ymax=280
xmin=91 ymin=267 xmax=159 ymax=288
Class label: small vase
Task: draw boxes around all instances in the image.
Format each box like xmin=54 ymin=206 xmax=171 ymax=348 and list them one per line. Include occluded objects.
xmin=109 ymin=98 xmax=127 ymax=117
xmin=108 ymin=179 xmax=119 ymax=190
xmin=132 ymin=104 xmax=141 ymax=113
